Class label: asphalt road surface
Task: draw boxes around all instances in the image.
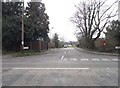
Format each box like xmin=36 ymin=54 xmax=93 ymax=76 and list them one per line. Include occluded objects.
xmin=2 ymin=48 xmax=118 ymax=86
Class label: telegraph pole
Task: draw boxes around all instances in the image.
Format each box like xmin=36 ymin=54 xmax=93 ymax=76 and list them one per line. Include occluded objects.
xmin=21 ymin=0 xmax=24 ymax=51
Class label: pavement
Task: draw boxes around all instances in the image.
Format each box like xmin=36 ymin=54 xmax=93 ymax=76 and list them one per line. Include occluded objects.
xmin=2 ymin=47 xmax=119 ymax=86
xmin=75 ymin=47 xmax=119 ymax=56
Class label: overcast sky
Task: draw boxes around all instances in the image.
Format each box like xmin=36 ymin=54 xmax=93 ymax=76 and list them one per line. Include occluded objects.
xmin=25 ymin=0 xmax=118 ymax=42
xmin=42 ymin=0 xmax=81 ymax=42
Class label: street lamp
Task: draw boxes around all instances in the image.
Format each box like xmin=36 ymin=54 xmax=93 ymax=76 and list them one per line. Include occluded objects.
xmin=50 ymin=27 xmax=54 ymax=38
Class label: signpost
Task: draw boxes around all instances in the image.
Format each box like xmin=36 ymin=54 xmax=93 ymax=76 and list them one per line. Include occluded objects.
xmin=102 ymin=39 xmax=106 ymax=51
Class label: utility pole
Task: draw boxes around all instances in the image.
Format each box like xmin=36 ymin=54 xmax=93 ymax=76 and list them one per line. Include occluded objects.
xmin=21 ymin=0 xmax=24 ymax=51
xmin=118 ymin=1 xmax=120 ymax=21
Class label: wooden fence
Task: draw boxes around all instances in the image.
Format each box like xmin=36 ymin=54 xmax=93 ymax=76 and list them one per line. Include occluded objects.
xmin=30 ymin=40 xmax=48 ymax=51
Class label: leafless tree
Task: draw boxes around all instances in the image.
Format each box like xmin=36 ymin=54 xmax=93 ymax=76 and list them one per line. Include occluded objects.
xmin=71 ymin=0 xmax=118 ymax=49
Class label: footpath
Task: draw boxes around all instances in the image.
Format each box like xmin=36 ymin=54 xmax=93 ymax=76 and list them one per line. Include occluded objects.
xmin=75 ymin=47 xmax=119 ymax=56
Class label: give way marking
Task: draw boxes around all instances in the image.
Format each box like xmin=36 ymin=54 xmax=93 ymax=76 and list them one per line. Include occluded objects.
xmin=12 ymin=67 xmax=90 ymax=70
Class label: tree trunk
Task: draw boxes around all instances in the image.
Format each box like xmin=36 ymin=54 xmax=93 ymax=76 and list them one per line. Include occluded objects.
xmin=85 ymin=37 xmax=95 ymax=49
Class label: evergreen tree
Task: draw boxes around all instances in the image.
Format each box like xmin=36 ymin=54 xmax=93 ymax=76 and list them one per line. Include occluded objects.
xmin=53 ymin=33 xmax=59 ymax=48
xmin=2 ymin=2 xmax=22 ymax=51
xmin=25 ymin=2 xmax=49 ymax=42
xmin=105 ymin=20 xmax=120 ymax=51
xmin=2 ymin=1 xmax=50 ymax=51
xmin=0 ymin=1 xmax=1 ymax=25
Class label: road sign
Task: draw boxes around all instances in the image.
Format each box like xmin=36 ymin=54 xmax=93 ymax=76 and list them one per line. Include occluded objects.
xmin=23 ymin=47 xmax=29 ymax=50
xmin=115 ymin=46 xmax=120 ymax=49
xmin=102 ymin=40 xmax=106 ymax=46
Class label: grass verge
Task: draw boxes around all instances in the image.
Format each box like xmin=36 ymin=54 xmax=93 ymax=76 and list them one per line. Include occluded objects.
xmin=2 ymin=50 xmax=43 ymax=57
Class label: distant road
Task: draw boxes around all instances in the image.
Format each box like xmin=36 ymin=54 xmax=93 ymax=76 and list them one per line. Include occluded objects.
xmin=2 ymin=48 xmax=118 ymax=86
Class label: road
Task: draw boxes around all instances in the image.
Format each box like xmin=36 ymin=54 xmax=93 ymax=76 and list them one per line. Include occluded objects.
xmin=2 ymin=48 xmax=118 ymax=86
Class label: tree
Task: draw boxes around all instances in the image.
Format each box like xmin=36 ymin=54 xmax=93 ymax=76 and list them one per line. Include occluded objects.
xmin=53 ymin=33 xmax=59 ymax=48
xmin=0 ymin=1 xmax=2 ymax=50
xmin=2 ymin=1 xmax=50 ymax=51
xmin=105 ymin=20 xmax=120 ymax=51
xmin=25 ymin=2 xmax=50 ymax=42
xmin=71 ymin=0 xmax=118 ymax=49
xmin=2 ymin=2 xmax=22 ymax=51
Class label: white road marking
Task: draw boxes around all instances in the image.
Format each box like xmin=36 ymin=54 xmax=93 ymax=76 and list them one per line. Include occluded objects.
xmin=92 ymin=59 xmax=100 ymax=61
xmin=47 ymin=54 xmax=51 ymax=55
xmin=107 ymin=68 xmax=110 ymax=70
xmin=106 ymin=73 xmax=111 ymax=77
xmin=112 ymin=59 xmax=118 ymax=61
xmin=12 ymin=67 xmax=90 ymax=70
xmin=101 ymin=59 xmax=110 ymax=61
xmin=64 ymin=51 xmax=67 ymax=54
xmin=71 ymin=58 xmax=77 ymax=61
xmin=61 ymin=56 xmax=64 ymax=60
xmin=63 ymin=59 xmax=67 ymax=60
xmin=80 ymin=59 xmax=88 ymax=61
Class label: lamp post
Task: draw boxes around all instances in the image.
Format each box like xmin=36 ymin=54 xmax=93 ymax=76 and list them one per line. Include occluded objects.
xmin=21 ymin=0 xmax=24 ymax=51
xmin=50 ymin=27 xmax=54 ymax=39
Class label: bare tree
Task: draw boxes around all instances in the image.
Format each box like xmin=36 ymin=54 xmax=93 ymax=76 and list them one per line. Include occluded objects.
xmin=71 ymin=0 xmax=118 ymax=49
